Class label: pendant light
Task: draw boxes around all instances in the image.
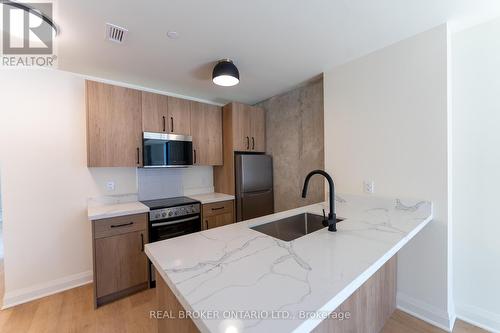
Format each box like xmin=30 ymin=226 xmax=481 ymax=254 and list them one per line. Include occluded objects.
xmin=212 ymin=59 xmax=240 ymax=87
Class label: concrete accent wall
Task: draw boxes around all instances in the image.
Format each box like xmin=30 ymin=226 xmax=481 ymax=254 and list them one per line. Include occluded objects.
xmin=256 ymin=78 xmax=325 ymax=212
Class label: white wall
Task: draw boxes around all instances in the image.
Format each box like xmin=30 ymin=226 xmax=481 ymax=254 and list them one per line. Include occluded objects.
xmin=324 ymin=25 xmax=453 ymax=330
xmin=452 ymin=18 xmax=500 ymax=332
xmin=0 ymin=176 xmax=2 ymax=212
xmin=0 ymin=68 xmax=216 ymax=307
xmin=0 ymin=69 xmax=138 ymax=307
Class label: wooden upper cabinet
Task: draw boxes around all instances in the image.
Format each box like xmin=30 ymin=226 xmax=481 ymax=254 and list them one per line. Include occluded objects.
xmin=167 ymin=96 xmax=191 ymax=135
xmin=142 ymin=92 xmax=168 ymax=133
xmin=230 ymin=103 xmax=265 ymax=152
xmin=250 ymin=106 xmax=266 ymax=152
xmin=214 ymin=103 xmax=266 ymax=195
xmin=231 ymin=103 xmax=252 ymax=151
xmin=190 ymin=101 xmax=223 ymax=166
xmin=86 ymin=81 xmax=143 ymax=167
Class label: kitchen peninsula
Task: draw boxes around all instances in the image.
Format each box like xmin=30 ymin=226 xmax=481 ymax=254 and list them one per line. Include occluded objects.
xmin=145 ymin=194 xmax=433 ymax=333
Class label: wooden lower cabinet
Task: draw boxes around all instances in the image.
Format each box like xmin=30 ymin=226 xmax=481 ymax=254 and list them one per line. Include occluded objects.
xmin=201 ymin=200 xmax=234 ymax=230
xmin=312 ymin=256 xmax=396 ymax=333
xmin=92 ymin=213 xmax=149 ymax=307
xmin=204 ymin=213 xmax=233 ymax=230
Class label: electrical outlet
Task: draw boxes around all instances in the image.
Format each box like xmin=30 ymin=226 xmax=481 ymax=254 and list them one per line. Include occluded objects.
xmin=106 ymin=181 xmax=115 ymax=191
xmin=363 ymin=180 xmax=374 ymax=194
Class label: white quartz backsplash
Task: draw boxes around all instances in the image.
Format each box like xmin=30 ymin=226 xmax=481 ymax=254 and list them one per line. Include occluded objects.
xmin=138 ymin=167 xmax=214 ymax=200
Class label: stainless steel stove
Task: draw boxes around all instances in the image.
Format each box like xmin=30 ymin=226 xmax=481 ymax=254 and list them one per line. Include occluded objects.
xmin=140 ymin=196 xmax=201 ymax=287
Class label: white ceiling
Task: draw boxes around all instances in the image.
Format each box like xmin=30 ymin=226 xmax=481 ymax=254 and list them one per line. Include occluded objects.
xmin=52 ymin=0 xmax=500 ymax=104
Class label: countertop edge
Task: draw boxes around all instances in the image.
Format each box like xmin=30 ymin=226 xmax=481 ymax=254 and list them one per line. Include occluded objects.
xmin=145 ymin=247 xmax=212 ymax=333
xmin=292 ymin=214 xmax=433 ymax=333
xmin=187 ymin=193 xmax=235 ymax=205
xmin=87 ymin=204 xmax=150 ymax=221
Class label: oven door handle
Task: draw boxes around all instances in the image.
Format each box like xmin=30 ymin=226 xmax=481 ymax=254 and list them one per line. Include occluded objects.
xmin=151 ymin=215 xmax=199 ymax=227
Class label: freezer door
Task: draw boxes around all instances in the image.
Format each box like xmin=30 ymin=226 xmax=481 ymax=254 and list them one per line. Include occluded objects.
xmin=236 ymin=154 xmax=273 ymax=193
xmin=239 ymin=189 xmax=274 ymax=221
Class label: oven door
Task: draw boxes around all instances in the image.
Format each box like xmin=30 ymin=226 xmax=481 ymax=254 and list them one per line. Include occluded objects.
xmin=150 ymin=215 xmax=201 ymax=242
xmin=143 ymin=132 xmax=193 ymax=167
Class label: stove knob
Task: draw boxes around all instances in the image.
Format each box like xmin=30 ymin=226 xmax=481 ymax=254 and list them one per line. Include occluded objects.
xmin=174 ymin=211 xmax=179 ymax=216
xmin=162 ymin=212 xmax=167 ymax=218
xmin=155 ymin=213 xmax=161 ymax=219
xmin=168 ymin=211 xmax=173 ymax=217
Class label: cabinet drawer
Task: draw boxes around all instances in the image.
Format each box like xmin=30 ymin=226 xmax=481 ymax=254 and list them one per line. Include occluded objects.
xmin=93 ymin=213 xmax=148 ymax=239
xmin=202 ymin=200 xmax=234 ymax=218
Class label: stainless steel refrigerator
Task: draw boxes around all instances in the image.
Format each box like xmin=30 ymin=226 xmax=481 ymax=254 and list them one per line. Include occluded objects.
xmin=235 ymin=153 xmax=274 ymax=222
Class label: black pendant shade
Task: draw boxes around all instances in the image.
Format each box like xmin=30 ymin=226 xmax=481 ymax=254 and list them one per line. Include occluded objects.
xmin=212 ymin=59 xmax=240 ymax=87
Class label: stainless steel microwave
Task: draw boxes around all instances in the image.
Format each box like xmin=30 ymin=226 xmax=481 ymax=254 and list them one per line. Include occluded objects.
xmin=143 ymin=132 xmax=193 ymax=167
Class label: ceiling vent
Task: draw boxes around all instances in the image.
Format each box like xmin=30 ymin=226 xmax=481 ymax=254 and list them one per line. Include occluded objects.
xmin=106 ymin=23 xmax=128 ymax=43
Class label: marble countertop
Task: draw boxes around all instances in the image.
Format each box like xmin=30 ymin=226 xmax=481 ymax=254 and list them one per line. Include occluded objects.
xmin=145 ymin=193 xmax=433 ymax=333
xmin=188 ymin=192 xmax=235 ymax=204
xmin=87 ymin=192 xmax=234 ymax=220
xmin=88 ymin=201 xmax=149 ymax=220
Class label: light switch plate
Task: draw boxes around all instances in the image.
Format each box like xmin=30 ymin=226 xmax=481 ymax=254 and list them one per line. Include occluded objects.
xmin=106 ymin=181 xmax=115 ymax=191
xmin=363 ymin=180 xmax=374 ymax=194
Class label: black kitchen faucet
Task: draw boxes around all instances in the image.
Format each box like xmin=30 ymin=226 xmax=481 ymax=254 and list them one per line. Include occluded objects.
xmin=301 ymin=170 xmax=337 ymax=232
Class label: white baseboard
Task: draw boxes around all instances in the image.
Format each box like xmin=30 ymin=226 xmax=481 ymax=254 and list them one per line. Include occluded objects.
xmin=397 ymin=292 xmax=454 ymax=332
xmin=456 ymin=303 xmax=500 ymax=333
xmin=2 ymin=270 xmax=93 ymax=309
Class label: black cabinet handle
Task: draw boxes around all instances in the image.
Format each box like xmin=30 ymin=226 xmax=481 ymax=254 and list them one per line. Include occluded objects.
xmin=193 ymin=149 xmax=197 ymax=164
xmin=252 ymin=137 xmax=255 ymax=150
xmin=211 ymin=206 xmax=225 ymax=211
xmin=110 ymin=222 xmax=134 ymax=228
xmin=140 ymin=233 xmax=144 ymax=252
xmin=162 ymin=116 xmax=166 ymax=132
xmin=170 ymin=117 xmax=174 ymax=132
xmin=246 ymin=136 xmax=250 ymax=150
xmin=205 ymin=219 xmax=209 ymax=230
xmin=136 ymin=147 xmax=140 ymax=165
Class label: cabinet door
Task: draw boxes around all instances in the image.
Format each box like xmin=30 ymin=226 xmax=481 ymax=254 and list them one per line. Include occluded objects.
xmin=94 ymin=230 xmax=148 ymax=298
xmin=191 ymin=101 xmax=223 ymax=166
xmin=203 ymin=212 xmax=234 ymax=230
xmin=250 ymin=106 xmax=266 ymax=152
xmin=86 ymin=81 xmax=142 ymax=167
xmin=167 ymin=97 xmax=191 ymax=135
xmin=142 ymin=92 xmax=168 ymax=133
xmin=231 ymin=103 xmax=252 ymax=151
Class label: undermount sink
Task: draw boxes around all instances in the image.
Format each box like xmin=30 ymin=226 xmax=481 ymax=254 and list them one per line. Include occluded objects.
xmin=251 ymin=213 xmax=344 ymax=241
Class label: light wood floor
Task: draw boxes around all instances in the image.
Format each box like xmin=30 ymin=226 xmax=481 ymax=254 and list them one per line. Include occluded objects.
xmin=0 ymin=269 xmax=488 ymax=333
xmin=381 ymin=310 xmax=488 ymax=333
